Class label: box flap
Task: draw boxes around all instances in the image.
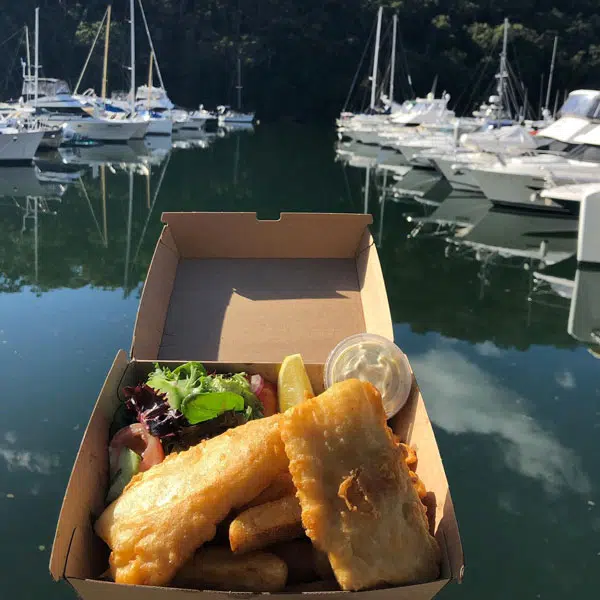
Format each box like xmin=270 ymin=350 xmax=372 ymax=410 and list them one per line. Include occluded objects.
xmin=50 ymin=350 xmax=129 ymax=581
xmin=132 ymin=213 xmax=393 ymax=363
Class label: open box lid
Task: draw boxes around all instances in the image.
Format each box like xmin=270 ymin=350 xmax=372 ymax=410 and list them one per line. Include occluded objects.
xmin=131 ymin=212 xmax=393 ymax=363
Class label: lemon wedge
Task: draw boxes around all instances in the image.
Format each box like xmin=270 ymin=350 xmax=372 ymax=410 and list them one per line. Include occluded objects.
xmin=277 ymin=354 xmax=314 ymax=412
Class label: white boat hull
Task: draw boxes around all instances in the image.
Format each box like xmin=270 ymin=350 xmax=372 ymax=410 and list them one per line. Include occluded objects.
xmin=130 ymin=121 xmax=149 ymax=140
xmin=471 ymin=168 xmax=559 ymax=212
xmin=433 ymin=157 xmax=482 ymax=192
xmin=0 ymin=130 xmax=43 ymax=162
xmin=42 ymin=116 xmax=143 ymax=142
xmin=219 ymin=113 xmax=254 ymax=124
xmin=145 ymin=118 xmax=173 ymax=136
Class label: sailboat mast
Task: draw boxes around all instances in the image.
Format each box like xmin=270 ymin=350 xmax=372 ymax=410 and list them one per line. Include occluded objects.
xmin=34 ymin=8 xmax=39 ymax=107
xmin=236 ymin=54 xmax=242 ymax=111
xmin=370 ymin=6 xmax=383 ymax=111
xmin=25 ymin=26 xmax=32 ymax=101
xmin=101 ymin=4 xmax=111 ymax=100
xmin=124 ymin=169 xmax=133 ymax=296
xmin=389 ymin=14 xmax=397 ymax=105
xmin=129 ymin=0 xmax=136 ymax=115
xmin=538 ymin=72 xmax=544 ymax=119
xmin=147 ymin=52 xmax=154 ymax=109
xmin=364 ymin=166 xmax=371 ymax=213
xmin=100 ymin=165 xmax=108 ymax=247
xmin=544 ymin=35 xmax=558 ymax=110
xmin=497 ymin=17 xmax=509 ymax=116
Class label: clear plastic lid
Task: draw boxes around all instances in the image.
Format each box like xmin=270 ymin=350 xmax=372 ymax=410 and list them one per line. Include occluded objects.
xmin=324 ymin=333 xmax=413 ymax=419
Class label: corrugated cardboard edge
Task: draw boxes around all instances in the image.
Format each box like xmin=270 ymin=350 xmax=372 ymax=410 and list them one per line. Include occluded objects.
xmin=68 ymin=578 xmax=448 ymax=600
xmin=50 ymin=350 xmax=129 ymax=581
xmin=159 ymin=212 xmax=374 ymax=259
xmin=356 ymin=229 xmax=393 ymax=340
xmin=131 ymin=225 xmax=180 ymax=359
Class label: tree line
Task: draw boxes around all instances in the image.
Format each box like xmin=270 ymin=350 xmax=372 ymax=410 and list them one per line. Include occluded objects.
xmin=1 ymin=1 xmax=599 ymax=120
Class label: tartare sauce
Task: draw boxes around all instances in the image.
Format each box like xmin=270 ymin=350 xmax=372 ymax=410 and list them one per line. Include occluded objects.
xmin=325 ymin=334 xmax=412 ymax=419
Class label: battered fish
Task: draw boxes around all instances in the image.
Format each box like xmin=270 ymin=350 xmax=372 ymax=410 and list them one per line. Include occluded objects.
xmin=280 ymin=379 xmax=440 ymax=591
xmin=95 ymin=414 xmax=288 ymax=586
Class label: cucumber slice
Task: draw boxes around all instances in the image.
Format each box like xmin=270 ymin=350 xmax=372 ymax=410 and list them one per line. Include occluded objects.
xmin=106 ymin=448 xmax=141 ymax=504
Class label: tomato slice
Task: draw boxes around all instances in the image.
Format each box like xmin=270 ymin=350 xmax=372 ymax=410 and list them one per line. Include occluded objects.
xmin=109 ymin=423 xmax=164 ymax=474
xmin=257 ymin=381 xmax=278 ymax=417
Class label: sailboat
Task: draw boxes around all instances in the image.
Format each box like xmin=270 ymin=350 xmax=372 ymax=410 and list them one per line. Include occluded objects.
xmin=22 ymin=6 xmax=146 ymax=143
xmin=74 ymin=1 xmax=177 ymax=138
xmin=131 ymin=0 xmax=173 ymax=136
xmin=217 ymin=53 xmax=255 ymax=124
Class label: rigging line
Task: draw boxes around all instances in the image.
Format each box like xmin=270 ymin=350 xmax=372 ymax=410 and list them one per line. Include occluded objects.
xmin=132 ymin=152 xmax=172 ymax=265
xmin=454 ymin=35 xmax=499 ymax=115
xmin=137 ymin=0 xmax=166 ymax=90
xmin=396 ymin=24 xmax=413 ymax=98
xmin=342 ymin=16 xmax=376 ymax=112
xmin=341 ymin=162 xmax=355 ymax=211
xmin=505 ymin=77 xmax=519 ymax=119
xmin=360 ymin=78 xmax=370 ymax=113
xmin=2 ymin=29 xmax=25 ymax=95
xmin=508 ymin=36 xmax=526 ymax=95
xmin=506 ymin=62 xmax=526 ymax=113
xmin=459 ymin=57 xmax=492 ymax=117
xmin=78 ymin=177 xmax=104 ymax=242
xmin=0 ymin=28 xmax=22 ymax=49
xmin=375 ymin=22 xmax=396 ymax=104
xmin=74 ymin=8 xmax=108 ymax=94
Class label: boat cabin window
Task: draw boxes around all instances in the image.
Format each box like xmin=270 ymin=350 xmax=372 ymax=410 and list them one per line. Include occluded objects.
xmin=36 ymin=106 xmax=91 ymax=117
xmin=536 ymin=139 xmax=574 ymax=153
xmin=558 ymin=93 xmax=600 ymax=119
xmin=568 ymin=144 xmax=600 ymax=163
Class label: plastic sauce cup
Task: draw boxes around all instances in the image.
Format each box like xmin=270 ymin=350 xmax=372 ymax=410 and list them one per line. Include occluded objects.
xmin=324 ymin=333 xmax=413 ymax=419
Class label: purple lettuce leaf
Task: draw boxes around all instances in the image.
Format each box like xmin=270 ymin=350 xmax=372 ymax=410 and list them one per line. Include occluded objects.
xmin=122 ymin=384 xmax=188 ymax=439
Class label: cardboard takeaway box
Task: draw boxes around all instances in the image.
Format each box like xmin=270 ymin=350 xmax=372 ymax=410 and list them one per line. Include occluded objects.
xmin=50 ymin=212 xmax=464 ymax=600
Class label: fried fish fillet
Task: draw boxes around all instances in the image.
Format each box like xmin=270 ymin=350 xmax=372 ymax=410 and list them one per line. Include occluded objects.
xmin=95 ymin=414 xmax=288 ymax=586
xmin=280 ymin=379 xmax=440 ymax=591
xmin=229 ymin=494 xmax=303 ymax=554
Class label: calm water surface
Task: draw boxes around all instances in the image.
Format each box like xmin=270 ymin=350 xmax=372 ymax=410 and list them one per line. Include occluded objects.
xmin=0 ymin=124 xmax=598 ymax=599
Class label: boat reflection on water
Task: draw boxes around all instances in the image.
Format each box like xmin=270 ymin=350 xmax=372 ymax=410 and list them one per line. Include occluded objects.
xmin=447 ymin=209 xmax=578 ymax=267
xmin=405 ymin=192 xmax=492 ymax=238
xmin=335 ymin=132 xmax=600 ymax=354
xmin=58 ymin=138 xmax=172 ymax=171
xmin=172 ymin=127 xmax=219 ymax=150
xmin=221 ymin=122 xmax=255 ymax=135
xmin=0 ymin=165 xmax=71 ymax=290
xmin=0 ymin=165 xmax=67 ymax=199
xmin=382 ymin=178 xmax=598 ymax=352
xmin=336 ymin=139 xmax=407 ymax=168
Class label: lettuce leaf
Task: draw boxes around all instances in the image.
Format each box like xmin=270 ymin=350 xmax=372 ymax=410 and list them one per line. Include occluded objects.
xmin=181 ymin=391 xmax=245 ymax=424
xmin=123 ymin=384 xmax=188 ymax=439
xmin=133 ymin=363 xmax=263 ymax=446
xmin=146 ymin=362 xmax=206 ymax=411
xmin=203 ymin=373 xmax=264 ymax=419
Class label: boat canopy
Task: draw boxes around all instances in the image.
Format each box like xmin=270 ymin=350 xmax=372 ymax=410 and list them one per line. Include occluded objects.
xmin=572 ymin=123 xmax=600 ymax=147
xmin=135 ymin=85 xmax=174 ymax=110
xmin=537 ymin=115 xmax=592 ymax=143
xmin=21 ymin=77 xmax=71 ymax=98
xmin=461 ymin=124 xmax=537 ymax=153
xmin=557 ymin=90 xmax=600 ymax=119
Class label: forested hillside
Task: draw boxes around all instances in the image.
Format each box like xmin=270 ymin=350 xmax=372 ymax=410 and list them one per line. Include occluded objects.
xmin=1 ymin=1 xmax=600 ymax=120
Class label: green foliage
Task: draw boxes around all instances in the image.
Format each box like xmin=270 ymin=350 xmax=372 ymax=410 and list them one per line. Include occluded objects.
xmin=1 ymin=1 xmax=600 ymax=118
